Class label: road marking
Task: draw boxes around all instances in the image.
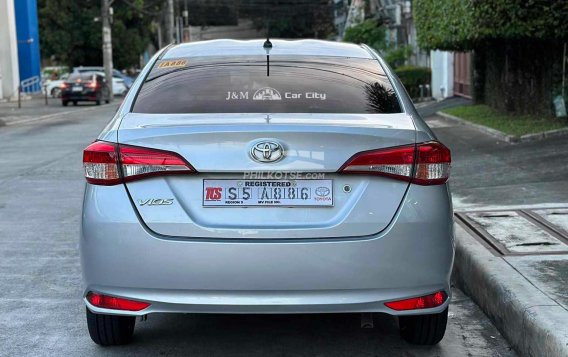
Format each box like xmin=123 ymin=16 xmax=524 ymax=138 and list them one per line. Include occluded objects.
xmin=4 ymin=104 xmax=115 ymax=127
xmin=425 ymin=117 xmax=456 ymax=128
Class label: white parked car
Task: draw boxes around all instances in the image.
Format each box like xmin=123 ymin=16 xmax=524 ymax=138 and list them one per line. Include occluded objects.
xmin=93 ymin=72 xmax=128 ymax=96
xmin=44 ymin=73 xmax=69 ymax=98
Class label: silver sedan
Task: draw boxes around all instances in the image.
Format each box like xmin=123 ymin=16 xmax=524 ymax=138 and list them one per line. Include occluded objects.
xmin=81 ymin=39 xmax=454 ymax=346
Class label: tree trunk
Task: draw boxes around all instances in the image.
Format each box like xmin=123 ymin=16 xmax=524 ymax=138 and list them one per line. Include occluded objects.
xmin=478 ymin=39 xmax=564 ymax=117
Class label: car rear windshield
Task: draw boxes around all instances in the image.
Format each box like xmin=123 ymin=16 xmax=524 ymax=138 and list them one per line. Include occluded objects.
xmin=132 ymin=56 xmax=402 ymax=114
xmin=68 ymin=73 xmax=95 ymax=81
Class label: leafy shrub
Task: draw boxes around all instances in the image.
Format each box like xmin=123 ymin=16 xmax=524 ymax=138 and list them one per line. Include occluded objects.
xmin=384 ymin=45 xmax=413 ymax=68
xmin=343 ymin=19 xmax=386 ymax=51
xmin=395 ymin=66 xmax=431 ymax=99
xmin=414 ymin=0 xmax=568 ymax=51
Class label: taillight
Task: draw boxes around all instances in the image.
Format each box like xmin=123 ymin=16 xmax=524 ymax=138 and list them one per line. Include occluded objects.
xmin=384 ymin=291 xmax=447 ymax=311
xmin=413 ymin=142 xmax=451 ymax=185
xmin=86 ymin=81 xmax=98 ymax=89
xmin=339 ymin=141 xmax=451 ymax=185
xmin=83 ymin=141 xmax=121 ymax=185
xmin=60 ymin=83 xmax=68 ymax=89
xmin=83 ymin=141 xmax=194 ymax=185
xmin=120 ymin=145 xmax=194 ymax=180
xmin=86 ymin=292 xmax=150 ymax=311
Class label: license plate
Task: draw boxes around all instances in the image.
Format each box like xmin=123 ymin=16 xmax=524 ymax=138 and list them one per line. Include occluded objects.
xmin=203 ymin=179 xmax=333 ymax=207
xmin=72 ymin=86 xmax=82 ymax=92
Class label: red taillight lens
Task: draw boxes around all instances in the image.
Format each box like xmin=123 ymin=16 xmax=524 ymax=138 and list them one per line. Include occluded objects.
xmin=87 ymin=292 xmax=150 ymax=311
xmin=86 ymin=81 xmax=98 ymax=89
xmin=384 ymin=291 xmax=447 ymax=311
xmin=120 ymin=145 xmax=194 ymax=181
xmin=339 ymin=141 xmax=451 ymax=185
xmin=339 ymin=145 xmax=415 ymax=182
xmin=60 ymin=83 xmax=68 ymax=89
xmin=83 ymin=141 xmax=194 ymax=185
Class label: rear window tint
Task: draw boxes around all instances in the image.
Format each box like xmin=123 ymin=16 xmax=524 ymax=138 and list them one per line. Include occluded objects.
xmin=132 ymin=56 xmax=401 ymax=114
xmin=68 ymin=73 xmax=95 ymax=81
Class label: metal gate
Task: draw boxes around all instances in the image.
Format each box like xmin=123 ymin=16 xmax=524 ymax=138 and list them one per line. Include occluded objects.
xmin=453 ymin=52 xmax=471 ymax=98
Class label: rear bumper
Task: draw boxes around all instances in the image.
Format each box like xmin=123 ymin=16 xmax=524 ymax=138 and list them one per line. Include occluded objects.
xmin=62 ymin=90 xmax=98 ymax=101
xmin=81 ymin=183 xmax=454 ymax=316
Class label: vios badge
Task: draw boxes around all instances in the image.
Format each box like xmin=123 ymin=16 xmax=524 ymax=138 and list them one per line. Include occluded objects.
xmin=250 ymin=140 xmax=284 ymax=163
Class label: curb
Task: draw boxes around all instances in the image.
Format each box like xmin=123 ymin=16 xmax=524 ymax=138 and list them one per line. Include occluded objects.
xmin=436 ymin=111 xmax=568 ymax=143
xmin=452 ymin=224 xmax=568 ymax=357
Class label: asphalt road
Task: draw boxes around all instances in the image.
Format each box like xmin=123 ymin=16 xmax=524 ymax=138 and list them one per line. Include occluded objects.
xmin=0 ymin=104 xmax=517 ymax=356
xmin=423 ymin=114 xmax=568 ymax=210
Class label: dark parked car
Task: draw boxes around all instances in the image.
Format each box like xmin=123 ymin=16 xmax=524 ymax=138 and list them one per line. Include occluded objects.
xmin=73 ymin=66 xmax=134 ymax=88
xmin=61 ymin=72 xmax=110 ymax=106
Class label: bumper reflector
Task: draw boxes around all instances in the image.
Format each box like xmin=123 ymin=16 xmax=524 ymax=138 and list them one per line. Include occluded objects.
xmin=384 ymin=291 xmax=447 ymax=311
xmin=86 ymin=292 xmax=150 ymax=311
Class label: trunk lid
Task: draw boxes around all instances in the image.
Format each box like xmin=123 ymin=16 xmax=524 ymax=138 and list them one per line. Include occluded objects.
xmin=118 ymin=112 xmax=416 ymax=239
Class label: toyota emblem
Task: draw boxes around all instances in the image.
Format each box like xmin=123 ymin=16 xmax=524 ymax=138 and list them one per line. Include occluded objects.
xmin=250 ymin=140 xmax=284 ymax=163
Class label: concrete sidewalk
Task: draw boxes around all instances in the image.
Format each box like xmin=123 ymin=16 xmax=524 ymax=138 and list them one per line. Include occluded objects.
xmin=452 ymin=208 xmax=568 ymax=357
xmin=419 ymin=103 xmax=568 ymax=357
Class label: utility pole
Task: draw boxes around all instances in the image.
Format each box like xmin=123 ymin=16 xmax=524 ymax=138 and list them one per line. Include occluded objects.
xmin=102 ymin=0 xmax=113 ymax=101
xmin=166 ymin=0 xmax=175 ymax=44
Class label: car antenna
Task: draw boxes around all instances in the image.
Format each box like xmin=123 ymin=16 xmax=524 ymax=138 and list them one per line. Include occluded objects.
xmin=263 ymin=21 xmax=272 ymax=77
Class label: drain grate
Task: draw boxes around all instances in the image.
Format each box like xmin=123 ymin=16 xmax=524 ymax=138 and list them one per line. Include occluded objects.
xmin=455 ymin=207 xmax=568 ymax=256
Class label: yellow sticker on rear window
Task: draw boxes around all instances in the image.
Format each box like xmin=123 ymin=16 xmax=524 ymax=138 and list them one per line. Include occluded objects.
xmin=157 ymin=59 xmax=188 ymax=69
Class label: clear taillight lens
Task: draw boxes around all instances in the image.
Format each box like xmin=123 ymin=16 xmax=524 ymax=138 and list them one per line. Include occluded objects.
xmin=413 ymin=142 xmax=451 ymax=185
xmin=83 ymin=141 xmax=194 ymax=185
xmin=83 ymin=142 xmax=121 ymax=185
xmin=339 ymin=141 xmax=451 ymax=185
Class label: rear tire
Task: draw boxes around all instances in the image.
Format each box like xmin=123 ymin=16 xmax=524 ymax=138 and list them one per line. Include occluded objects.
xmin=62 ymin=101 xmax=68 ymax=107
xmin=51 ymin=87 xmax=61 ymax=98
xmin=73 ymin=101 xmax=78 ymax=106
xmin=398 ymin=308 xmax=448 ymax=345
xmin=86 ymin=308 xmax=136 ymax=346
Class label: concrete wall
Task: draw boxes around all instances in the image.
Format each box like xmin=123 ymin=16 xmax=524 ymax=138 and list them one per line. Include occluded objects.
xmin=0 ymin=0 xmax=20 ymax=100
xmin=431 ymin=50 xmax=454 ymax=99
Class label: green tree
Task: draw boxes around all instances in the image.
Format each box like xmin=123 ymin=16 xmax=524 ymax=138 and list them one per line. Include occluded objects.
xmin=414 ymin=0 xmax=568 ymax=116
xmin=343 ymin=19 xmax=386 ymax=51
xmin=110 ymin=2 xmax=161 ymax=69
xmin=38 ymin=0 xmax=102 ymax=67
xmin=38 ymin=0 xmax=160 ymax=69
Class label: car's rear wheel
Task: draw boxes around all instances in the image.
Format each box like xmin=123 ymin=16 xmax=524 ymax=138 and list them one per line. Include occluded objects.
xmin=73 ymin=101 xmax=78 ymax=106
xmin=398 ymin=308 xmax=448 ymax=345
xmin=86 ymin=308 xmax=135 ymax=346
xmin=51 ymin=87 xmax=61 ymax=98
xmin=62 ymin=100 xmax=68 ymax=107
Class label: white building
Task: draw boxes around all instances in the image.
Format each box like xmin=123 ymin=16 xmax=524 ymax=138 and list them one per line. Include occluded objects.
xmin=333 ymin=0 xmax=349 ymax=39
xmin=430 ymin=50 xmax=471 ymax=100
xmin=0 ymin=0 xmax=20 ymax=101
xmin=378 ymin=0 xmax=429 ymax=68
